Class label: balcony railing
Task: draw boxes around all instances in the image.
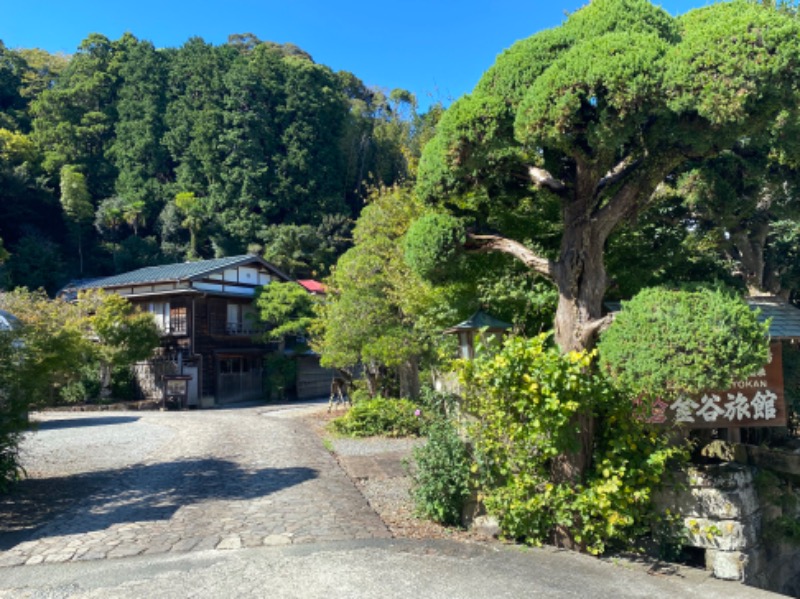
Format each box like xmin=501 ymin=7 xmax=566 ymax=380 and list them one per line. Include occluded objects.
xmin=223 ymin=322 xmax=268 ymax=336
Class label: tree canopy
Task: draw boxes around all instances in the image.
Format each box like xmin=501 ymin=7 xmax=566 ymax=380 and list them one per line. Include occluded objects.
xmin=0 ymin=33 xmax=433 ymax=292
xmin=408 ymin=0 xmax=800 ymax=501
xmin=414 ymin=0 xmax=800 ymax=352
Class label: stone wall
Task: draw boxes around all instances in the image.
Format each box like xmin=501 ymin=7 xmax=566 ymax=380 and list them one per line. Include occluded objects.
xmin=656 ymin=450 xmax=800 ymax=596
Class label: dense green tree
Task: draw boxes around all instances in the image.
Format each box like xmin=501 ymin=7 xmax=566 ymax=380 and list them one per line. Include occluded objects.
xmin=0 ymin=41 xmax=27 ymax=130
xmin=260 ymin=224 xmax=325 ymax=278
xmin=59 ymin=165 xmax=93 ymax=273
xmin=210 ymin=43 xmax=285 ymax=244
xmin=411 ymin=0 xmax=800 ymax=507
xmin=255 ymin=281 xmax=316 ymax=340
xmin=164 ymin=38 xmax=235 ymax=196
xmin=272 ymin=54 xmax=349 ymax=223
xmin=259 ymin=215 xmax=353 ymax=279
xmin=2 ymin=31 xmax=419 ymax=287
xmin=14 ymin=48 xmax=69 ymax=105
xmin=109 ymin=35 xmax=171 ymax=225
xmin=2 ymin=231 xmax=66 ymax=293
xmin=415 ymin=0 xmax=800 ymax=352
xmin=31 ymin=34 xmax=120 ymax=198
xmin=79 ymin=289 xmax=160 ymax=398
xmin=174 ymin=191 xmax=206 ymax=259
xmin=316 ymin=186 xmax=466 ymax=398
xmin=0 ymin=127 xmax=59 ymax=273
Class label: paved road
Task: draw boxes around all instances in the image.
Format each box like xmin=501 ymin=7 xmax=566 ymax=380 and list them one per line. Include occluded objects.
xmin=0 ymin=403 xmax=784 ymax=598
xmin=0 ymin=538 xmax=784 ymax=599
xmin=0 ymin=402 xmax=388 ymax=567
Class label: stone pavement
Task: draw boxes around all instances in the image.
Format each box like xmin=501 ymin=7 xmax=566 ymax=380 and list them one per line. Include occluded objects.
xmin=0 ymin=403 xmax=389 ymax=567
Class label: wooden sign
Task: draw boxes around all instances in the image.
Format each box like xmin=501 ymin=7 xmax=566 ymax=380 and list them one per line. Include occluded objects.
xmin=644 ymin=342 xmax=787 ymax=429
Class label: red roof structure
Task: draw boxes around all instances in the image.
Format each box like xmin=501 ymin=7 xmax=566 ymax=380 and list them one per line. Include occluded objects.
xmin=297 ymin=279 xmax=326 ymax=295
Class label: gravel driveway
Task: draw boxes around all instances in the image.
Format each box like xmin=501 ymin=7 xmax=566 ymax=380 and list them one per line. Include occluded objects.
xmin=0 ymin=402 xmax=389 ymax=567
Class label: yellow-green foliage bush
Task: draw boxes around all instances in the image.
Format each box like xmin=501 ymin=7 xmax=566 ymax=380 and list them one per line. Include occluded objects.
xmin=462 ymin=334 xmax=688 ymax=554
xmin=331 ymin=396 xmax=427 ymax=438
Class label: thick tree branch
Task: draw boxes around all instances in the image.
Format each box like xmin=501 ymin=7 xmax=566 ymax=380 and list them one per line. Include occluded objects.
xmin=528 ymin=166 xmax=567 ymax=193
xmin=593 ymin=152 xmax=684 ymax=241
xmin=465 ymin=233 xmax=555 ymax=280
xmin=596 ymin=157 xmax=640 ymax=193
xmin=579 ymin=314 xmax=614 ymax=347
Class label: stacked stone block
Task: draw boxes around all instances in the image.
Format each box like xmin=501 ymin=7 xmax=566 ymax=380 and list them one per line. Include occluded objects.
xmin=655 ymin=464 xmax=761 ymax=581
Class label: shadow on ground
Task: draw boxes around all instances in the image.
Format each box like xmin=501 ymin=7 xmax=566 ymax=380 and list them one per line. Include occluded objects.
xmin=30 ymin=416 xmax=141 ymax=431
xmin=0 ymin=459 xmax=317 ymax=551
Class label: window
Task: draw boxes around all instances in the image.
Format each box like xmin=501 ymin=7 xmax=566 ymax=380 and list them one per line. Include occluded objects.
xmin=148 ymin=302 xmax=170 ymax=332
xmin=227 ymin=303 xmax=242 ymax=333
xmin=219 ymin=357 xmax=243 ymax=374
xmin=170 ymin=305 xmax=187 ymax=334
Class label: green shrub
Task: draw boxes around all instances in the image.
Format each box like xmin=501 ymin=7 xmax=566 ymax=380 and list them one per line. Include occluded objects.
xmin=463 ymin=333 xmax=688 ymax=554
xmin=265 ymin=353 xmax=297 ymax=400
xmin=411 ymin=419 xmax=472 ymax=525
xmin=0 ymin=427 xmax=23 ymax=494
xmin=110 ymin=364 xmax=137 ymax=401
xmin=331 ymin=396 xmax=426 ymax=437
xmin=0 ymin=330 xmax=27 ymax=493
xmin=598 ymin=286 xmax=770 ymax=401
xmin=418 ymin=384 xmax=459 ymax=419
xmin=349 ymin=386 xmax=372 ymax=405
xmin=59 ymin=361 xmax=101 ymax=404
xmin=404 ymin=213 xmax=466 ymax=281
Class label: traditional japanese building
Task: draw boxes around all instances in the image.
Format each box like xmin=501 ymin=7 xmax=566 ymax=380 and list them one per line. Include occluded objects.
xmin=64 ymin=254 xmax=291 ymax=407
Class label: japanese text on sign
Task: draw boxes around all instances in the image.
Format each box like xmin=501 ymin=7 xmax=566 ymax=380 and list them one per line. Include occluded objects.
xmin=645 ymin=342 xmax=786 ymax=429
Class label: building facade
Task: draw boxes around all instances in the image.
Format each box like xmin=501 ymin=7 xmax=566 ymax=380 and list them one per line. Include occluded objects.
xmin=67 ymin=255 xmax=291 ymax=406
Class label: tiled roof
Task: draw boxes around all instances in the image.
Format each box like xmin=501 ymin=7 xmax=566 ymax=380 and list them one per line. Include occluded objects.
xmin=747 ymin=297 xmax=800 ymax=339
xmin=71 ymin=255 xmax=276 ymax=289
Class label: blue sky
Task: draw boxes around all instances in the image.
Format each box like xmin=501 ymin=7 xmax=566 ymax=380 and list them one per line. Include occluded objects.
xmin=4 ymin=0 xmax=708 ymax=110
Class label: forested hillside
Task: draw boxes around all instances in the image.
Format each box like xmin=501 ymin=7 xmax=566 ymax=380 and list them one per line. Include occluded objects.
xmin=0 ymin=33 xmax=436 ymax=292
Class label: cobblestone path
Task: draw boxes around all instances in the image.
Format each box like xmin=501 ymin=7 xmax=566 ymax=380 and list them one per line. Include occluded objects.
xmin=0 ymin=405 xmax=389 ymax=567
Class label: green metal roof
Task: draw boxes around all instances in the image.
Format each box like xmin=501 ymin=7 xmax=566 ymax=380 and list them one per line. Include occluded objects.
xmin=443 ymin=310 xmax=512 ymax=334
xmin=71 ymin=255 xmax=285 ymax=290
xmin=747 ymin=297 xmax=800 ymax=339
xmin=605 ymin=297 xmax=800 ymax=340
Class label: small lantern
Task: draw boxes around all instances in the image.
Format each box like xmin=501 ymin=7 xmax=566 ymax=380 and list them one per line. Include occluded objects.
xmin=443 ymin=310 xmax=512 ymax=360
